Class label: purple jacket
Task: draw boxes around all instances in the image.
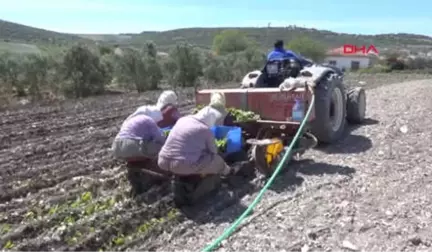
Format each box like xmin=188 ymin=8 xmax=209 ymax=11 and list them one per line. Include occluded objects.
xmin=158 ymin=116 xmax=217 ymax=163
xmin=116 ymin=114 xmax=165 ymax=143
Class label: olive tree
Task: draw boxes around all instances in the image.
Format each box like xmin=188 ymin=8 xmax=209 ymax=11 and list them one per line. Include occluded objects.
xmin=62 ymin=44 xmax=111 ymax=98
xmin=144 ymin=42 xmax=163 ymax=90
xmin=165 ymin=43 xmax=203 ymax=88
xmin=114 ymin=48 xmax=149 ymax=92
xmin=212 ymin=29 xmax=250 ymax=55
xmin=21 ymin=54 xmax=51 ymax=100
xmin=0 ymin=53 xmax=24 ymax=96
xmin=286 ymin=36 xmax=326 ymax=62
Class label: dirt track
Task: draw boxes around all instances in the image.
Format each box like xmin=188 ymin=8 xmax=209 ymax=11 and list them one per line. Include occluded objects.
xmin=0 ymin=73 xmax=431 ymax=251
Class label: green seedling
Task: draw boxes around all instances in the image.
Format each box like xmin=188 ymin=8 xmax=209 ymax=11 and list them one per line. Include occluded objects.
xmin=0 ymin=224 xmax=11 ymax=234
xmin=166 ymin=208 xmax=179 ymax=219
xmin=48 ymin=205 xmax=60 ymax=215
xmin=112 ymin=234 xmax=125 ymax=246
xmin=101 ymin=208 xmax=180 ymax=250
xmin=66 ymin=231 xmax=82 ymax=245
xmin=24 ymin=211 xmax=35 ymax=220
xmin=227 ymin=107 xmax=260 ymax=122
xmin=215 ymin=138 xmax=228 ymax=153
xmin=81 ymin=191 xmax=92 ymax=202
xmin=63 ymin=216 xmax=76 ymax=225
xmin=3 ymin=240 xmax=14 ymax=249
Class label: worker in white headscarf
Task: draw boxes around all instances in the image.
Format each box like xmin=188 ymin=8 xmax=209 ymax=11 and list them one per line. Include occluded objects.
xmin=208 ymin=92 xmax=227 ymax=125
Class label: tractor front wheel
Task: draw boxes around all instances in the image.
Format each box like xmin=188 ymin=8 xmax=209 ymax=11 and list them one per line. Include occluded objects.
xmin=346 ymin=87 xmax=366 ymax=124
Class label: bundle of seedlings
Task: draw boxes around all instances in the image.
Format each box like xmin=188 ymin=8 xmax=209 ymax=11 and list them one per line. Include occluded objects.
xmin=192 ymin=105 xmax=260 ymax=122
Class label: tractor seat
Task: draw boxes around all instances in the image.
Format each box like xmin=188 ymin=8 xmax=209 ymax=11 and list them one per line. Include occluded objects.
xmin=264 ymin=59 xmax=292 ymax=87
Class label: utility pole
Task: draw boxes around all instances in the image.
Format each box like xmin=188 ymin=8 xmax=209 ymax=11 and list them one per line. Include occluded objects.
xmin=265 ymin=22 xmax=271 ymax=48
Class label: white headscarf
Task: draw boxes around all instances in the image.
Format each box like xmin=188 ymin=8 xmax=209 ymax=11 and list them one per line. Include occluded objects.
xmin=156 ymin=91 xmax=178 ymax=110
xmin=209 ymin=92 xmax=226 ymax=109
xmin=127 ymin=105 xmax=163 ymax=122
xmin=208 ymin=92 xmax=227 ymax=125
xmin=193 ymin=106 xmax=223 ymax=128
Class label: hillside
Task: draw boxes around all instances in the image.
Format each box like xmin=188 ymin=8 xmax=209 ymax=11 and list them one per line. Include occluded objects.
xmin=129 ymin=27 xmax=432 ymax=50
xmin=1 ymin=19 xmax=432 ymax=53
xmin=0 ymin=19 xmax=94 ymax=46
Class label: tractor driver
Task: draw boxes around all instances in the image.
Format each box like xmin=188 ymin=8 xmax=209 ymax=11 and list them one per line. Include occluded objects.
xmin=267 ymin=40 xmax=312 ymax=67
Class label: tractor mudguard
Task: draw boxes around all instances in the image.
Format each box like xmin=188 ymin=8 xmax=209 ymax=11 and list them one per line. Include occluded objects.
xmin=241 ymin=70 xmax=263 ymax=88
xmin=301 ymin=65 xmax=337 ymax=85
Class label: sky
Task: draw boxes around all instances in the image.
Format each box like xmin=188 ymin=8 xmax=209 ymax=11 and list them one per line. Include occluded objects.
xmin=0 ymin=0 xmax=431 ymax=36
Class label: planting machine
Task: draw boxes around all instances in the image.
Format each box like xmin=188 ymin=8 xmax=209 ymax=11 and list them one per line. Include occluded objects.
xmin=195 ymin=59 xmax=367 ymax=176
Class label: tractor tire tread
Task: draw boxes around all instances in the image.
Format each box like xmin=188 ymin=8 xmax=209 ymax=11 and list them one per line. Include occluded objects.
xmin=346 ymin=87 xmax=366 ymax=124
xmin=311 ymin=73 xmax=347 ymax=144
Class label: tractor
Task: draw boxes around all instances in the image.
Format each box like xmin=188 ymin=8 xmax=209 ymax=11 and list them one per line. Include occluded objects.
xmin=126 ymin=57 xmax=366 ymax=207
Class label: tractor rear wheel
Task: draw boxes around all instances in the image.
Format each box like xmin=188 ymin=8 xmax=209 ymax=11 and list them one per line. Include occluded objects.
xmin=311 ymin=73 xmax=347 ymax=144
xmin=346 ymin=87 xmax=366 ymax=124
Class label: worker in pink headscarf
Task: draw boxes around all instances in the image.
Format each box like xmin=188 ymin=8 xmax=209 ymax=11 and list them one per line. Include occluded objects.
xmin=129 ymin=90 xmax=181 ymax=129
xmin=157 ymin=93 xmax=239 ymax=206
xmin=111 ymin=105 xmax=166 ymax=196
xmin=112 ymin=105 xmax=165 ymax=161
xmin=155 ymin=90 xmax=181 ymax=128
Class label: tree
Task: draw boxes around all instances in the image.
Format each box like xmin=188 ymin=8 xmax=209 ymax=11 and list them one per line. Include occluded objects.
xmin=144 ymin=42 xmax=163 ymax=90
xmin=21 ymin=54 xmax=51 ymax=101
xmin=62 ymin=44 xmax=110 ymax=98
xmin=203 ymin=53 xmax=232 ymax=84
xmin=212 ymin=29 xmax=250 ymax=55
xmin=286 ymin=36 xmax=326 ymax=62
xmin=115 ymin=48 xmax=148 ymax=92
xmin=165 ymin=43 xmax=202 ymax=88
xmin=0 ymin=53 xmax=24 ymax=96
xmin=243 ymin=47 xmax=266 ymax=70
xmin=98 ymin=45 xmax=113 ymax=55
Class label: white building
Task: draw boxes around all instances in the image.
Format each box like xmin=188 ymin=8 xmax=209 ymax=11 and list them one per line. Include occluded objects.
xmin=324 ymin=46 xmax=379 ymax=71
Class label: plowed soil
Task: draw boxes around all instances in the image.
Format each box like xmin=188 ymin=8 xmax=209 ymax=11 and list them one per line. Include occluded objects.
xmin=1 ymin=73 xmax=431 ymax=251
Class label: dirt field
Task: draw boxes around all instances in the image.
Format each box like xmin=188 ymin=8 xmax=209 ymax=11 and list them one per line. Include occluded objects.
xmin=1 ymin=72 xmax=431 ymax=251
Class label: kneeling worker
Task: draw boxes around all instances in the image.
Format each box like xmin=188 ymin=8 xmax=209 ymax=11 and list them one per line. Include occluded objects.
xmin=158 ymin=93 xmax=238 ymax=204
xmin=112 ymin=106 xmax=165 ymax=161
xmin=112 ymin=105 xmax=166 ymax=196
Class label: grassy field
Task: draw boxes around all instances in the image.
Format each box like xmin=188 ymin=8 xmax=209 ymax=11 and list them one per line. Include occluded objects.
xmin=0 ymin=42 xmax=41 ymax=54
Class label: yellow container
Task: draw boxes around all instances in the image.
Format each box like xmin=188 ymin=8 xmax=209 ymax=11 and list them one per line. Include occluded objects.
xmin=265 ymin=138 xmax=284 ymax=165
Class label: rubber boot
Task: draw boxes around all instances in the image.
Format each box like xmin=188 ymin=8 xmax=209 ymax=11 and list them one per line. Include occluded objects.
xmin=190 ymin=175 xmax=221 ymax=203
xmin=172 ymin=175 xmax=221 ymax=207
xmin=127 ymin=166 xmax=145 ymax=197
xmin=172 ymin=176 xmax=195 ymax=207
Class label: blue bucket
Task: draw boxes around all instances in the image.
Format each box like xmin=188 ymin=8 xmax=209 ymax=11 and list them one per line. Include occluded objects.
xmin=210 ymin=126 xmax=242 ymax=154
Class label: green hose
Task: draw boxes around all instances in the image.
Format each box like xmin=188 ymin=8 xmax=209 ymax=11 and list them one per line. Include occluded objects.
xmin=202 ymin=89 xmax=316 ymax=252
